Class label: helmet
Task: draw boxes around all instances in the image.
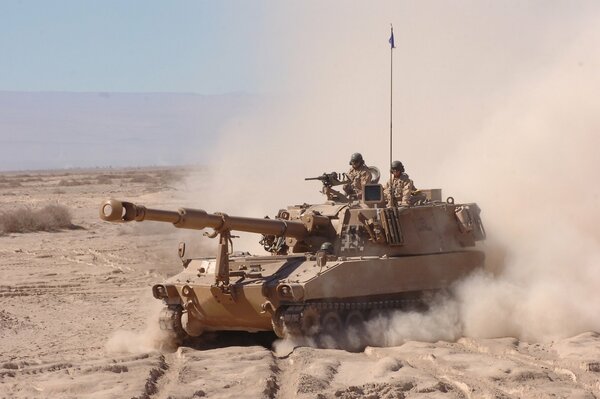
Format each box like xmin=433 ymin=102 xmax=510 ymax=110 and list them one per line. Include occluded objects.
xmin=320 ymin=242 xmax=334 ymax=254
xmin=349 ymin=153 xmax=364 ymax=165
xmin=390 ymin=160 xmax=404 ymax=173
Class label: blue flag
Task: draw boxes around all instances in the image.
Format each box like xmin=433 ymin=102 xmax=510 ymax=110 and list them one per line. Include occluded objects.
xmin=389 ymin=28 xmax=395 ymax=49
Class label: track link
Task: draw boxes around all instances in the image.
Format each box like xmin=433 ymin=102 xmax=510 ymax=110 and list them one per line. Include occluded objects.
xmin=276 ymin=296 xmax=428 ymax=337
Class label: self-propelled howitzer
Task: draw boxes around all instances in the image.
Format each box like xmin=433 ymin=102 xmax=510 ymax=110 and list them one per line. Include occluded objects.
xmin=99 ymin=191 xmax=485 ymax=343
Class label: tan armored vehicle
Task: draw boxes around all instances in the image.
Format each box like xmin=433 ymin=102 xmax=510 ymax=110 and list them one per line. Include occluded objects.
xmin=100 ymin=176 xmax=485 ymax=343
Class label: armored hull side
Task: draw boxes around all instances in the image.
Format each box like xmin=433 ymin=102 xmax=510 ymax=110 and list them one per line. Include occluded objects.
xmin=295 ymin=251 xmax=484 ymax=300
xmin=154 ymin=250 xmax=484 ymax=338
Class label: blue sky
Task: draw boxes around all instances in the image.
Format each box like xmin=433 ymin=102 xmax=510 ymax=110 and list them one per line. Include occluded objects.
xmin=1 ymin=1 xmax=599 ymax=173
xmin=0 ymin=1 xmax=269 ymax=94
xmin=3 ymin=1 xmax=599 ymax=96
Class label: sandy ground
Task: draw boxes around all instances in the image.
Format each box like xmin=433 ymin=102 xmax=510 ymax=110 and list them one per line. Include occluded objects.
xmin=1 ymin=167 xmax=599 ymax=399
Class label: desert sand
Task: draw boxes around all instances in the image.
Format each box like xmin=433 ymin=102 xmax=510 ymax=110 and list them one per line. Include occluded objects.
xmin=1 ymin=167 xmax=599 ymax=399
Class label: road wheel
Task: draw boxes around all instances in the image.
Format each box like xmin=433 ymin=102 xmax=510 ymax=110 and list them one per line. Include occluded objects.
xmin=345 ymin=310 xmax=364 ymax=329
xmin=321 ymin=311 xmax=343 ymax=336
xmin=301 ymin=306 xmax=320 ymax=336
xmin=344 ymin=310 xmax=366 ymax=352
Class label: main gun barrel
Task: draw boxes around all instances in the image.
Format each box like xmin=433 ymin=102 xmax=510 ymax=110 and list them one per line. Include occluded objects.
xmin=100 ymin=199 xmax=309 ymax=239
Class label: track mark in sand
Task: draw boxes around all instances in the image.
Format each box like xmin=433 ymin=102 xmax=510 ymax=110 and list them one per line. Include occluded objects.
xmin=149 ymin=351 xmax=184 ymax=399
xmin=132 ymin=354 xmax=170 ymax=399
xmin=367 ymin=346 xmax=513 ymax=399
xmin=412 ymin=360 xmax=511 ymax=398
xmin=0 ymin=283 xmax=82 ymax=297
xmin=270 ymin=347 xmax=340 ymax=398
xmin=141 ymin=345 xmax=282 ymax=398
xmin=266 ymin=352 xmax=285 ymax=399
xmin=0 ymin=352 xmax=164 ymax=399
xmin=456 ymin=337 xmax=600 ymax=396
xmin=53 ymin=248 xmax=137 ymax=274
xmin=0 ymin=309 xmax=33 ymax=332
xmin=272 ymin=346 xmax=453 ymax=399
xmin=132 ymin=349 xmax=210 ymax=399
xmin=0 ymin=353 xmax=153 ymax=380
xmin=387 ymin=338 xmax=599 ymax=398
xmin=145 ymin=349 xmax=218 ymax=399
xmin=0 ymin=280 xmax=146 ymax=298
xmin=332 ymin=382 xmax=416 ymax=399
xmin=65 ymin=248 xmax=136 ymax=271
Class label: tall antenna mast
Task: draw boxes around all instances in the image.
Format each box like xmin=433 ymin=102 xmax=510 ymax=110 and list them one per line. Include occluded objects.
xmin=389 ymin=24 xmax=395 ymax=170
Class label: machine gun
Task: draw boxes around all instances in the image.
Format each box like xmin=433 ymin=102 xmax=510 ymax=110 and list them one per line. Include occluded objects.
xmin=304 ymin=172 xmax=347 ymax=188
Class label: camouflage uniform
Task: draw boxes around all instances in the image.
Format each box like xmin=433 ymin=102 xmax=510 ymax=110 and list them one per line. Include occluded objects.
xmin=345 ymin=164 xmax=372 ymax=199
xmin=384 ymin=173 xmax=415 ymax=207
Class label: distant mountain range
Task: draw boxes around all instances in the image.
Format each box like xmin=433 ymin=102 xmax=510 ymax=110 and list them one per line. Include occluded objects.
xmin=0 ymin=91 xmax=257 ymax=171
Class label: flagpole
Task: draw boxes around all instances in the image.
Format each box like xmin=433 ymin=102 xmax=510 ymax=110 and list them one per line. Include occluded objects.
xmin=390 ymin=26 xmax=393 ymax=170
xmin=386 ymin=25 xmax=396 ymax=207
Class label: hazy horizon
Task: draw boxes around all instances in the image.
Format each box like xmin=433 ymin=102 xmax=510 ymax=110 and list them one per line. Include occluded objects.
xmin=0 ymin=90 xmax=258 ymax=171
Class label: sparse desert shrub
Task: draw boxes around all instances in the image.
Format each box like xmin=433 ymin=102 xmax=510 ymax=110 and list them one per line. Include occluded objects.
xmin=129 ymin=174 xmax=155 ymax=184
xmin=96 ymin=175 xmax=113 ymax=184
xmin=57 ymin=179 xmax=77 ymax=187
xmin=0 ymin=181 xmax=22 ymax=189
xmin=155 ymin=169 xmax=184 ymax=181
xmin=24 ymin=176 xmax=43 ymax=183
xmin=0 ymin=204 xmax=75 ymax=234
xmin=0 ymin=175 xmax=25 ymax=187
xmin=57 ymin=179 xmax=92 ymax=186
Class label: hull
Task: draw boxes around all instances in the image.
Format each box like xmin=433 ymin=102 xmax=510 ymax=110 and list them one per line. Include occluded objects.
xmin=155 ymin=250 xmax=484 ymax=336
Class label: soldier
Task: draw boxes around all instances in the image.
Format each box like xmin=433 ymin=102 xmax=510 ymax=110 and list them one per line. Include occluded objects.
xmin=384 ymin=161 xmax=416 ymax=207
xmin=316 ymin=241 xmax=335 ymax=267
xmin=343 ymin=152 xmax=373 ymax=199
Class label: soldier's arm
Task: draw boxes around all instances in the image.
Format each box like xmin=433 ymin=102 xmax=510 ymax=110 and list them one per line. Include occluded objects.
xmin=400 ymin=179 xmax=414 ymax=206
xmin=360 ymin=170 xmax=372 ymax=186
xmin=384 ymin=181 xmax=395 ymax=207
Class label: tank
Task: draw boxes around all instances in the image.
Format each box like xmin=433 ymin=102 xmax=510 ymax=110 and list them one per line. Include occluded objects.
xmin=99 ymin=178 xmax=485 ymax=343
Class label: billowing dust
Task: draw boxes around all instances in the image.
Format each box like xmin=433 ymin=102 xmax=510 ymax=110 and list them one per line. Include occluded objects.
xmin=151 ymin=4 xmax=600 ymax=348
xmin=444 ymin=22 xmax=600 ymax=342
xmin=105 ymin=293 xmax=179 ymax=354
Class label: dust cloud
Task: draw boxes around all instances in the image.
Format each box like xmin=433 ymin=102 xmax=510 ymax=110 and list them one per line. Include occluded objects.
xmin=105 ymin=293 xmax=177 ymax=354
xmin=448 ymin=23 xmax=600 ymax=342
xmin=181 ymin=3 xmax=600 ymax=343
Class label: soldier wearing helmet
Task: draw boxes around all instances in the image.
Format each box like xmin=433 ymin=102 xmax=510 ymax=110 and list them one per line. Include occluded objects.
xmin=384 ymin=160 xmax=416 ymax=207
xmin=316 ymin=241 xmax=335 ymax=267
xmin=343 ymin=153 xmax=373 ymax=200
xmin=320 ymin=241 xmax=334 ymax=254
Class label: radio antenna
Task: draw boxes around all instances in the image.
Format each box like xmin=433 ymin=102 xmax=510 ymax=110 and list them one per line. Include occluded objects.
xmin=388 ymin=24 xmax=395 ymax=171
